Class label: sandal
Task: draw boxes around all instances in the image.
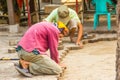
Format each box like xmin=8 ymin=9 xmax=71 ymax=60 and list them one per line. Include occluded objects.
xmin=14 ymin=63 xmax=33 ymax=77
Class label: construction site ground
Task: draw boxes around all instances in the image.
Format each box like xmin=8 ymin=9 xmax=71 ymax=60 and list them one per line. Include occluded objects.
xmin=0 ymin=14 xmax=117 ymax=80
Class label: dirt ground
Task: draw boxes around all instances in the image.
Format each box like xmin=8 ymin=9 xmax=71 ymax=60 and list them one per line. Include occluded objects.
xmin=62 ymin=40 xmax=116 ymax=80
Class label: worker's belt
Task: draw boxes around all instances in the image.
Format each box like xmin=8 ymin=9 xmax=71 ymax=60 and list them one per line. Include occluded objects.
xmin=16 ymin=46 xmax=22 ymax=52
xmin=16 ymin=46 xmax=40 ymax=55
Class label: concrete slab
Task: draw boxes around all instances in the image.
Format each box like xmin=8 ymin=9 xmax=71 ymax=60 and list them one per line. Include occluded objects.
xmin=62 ymin=41 xmax=116 ymax=80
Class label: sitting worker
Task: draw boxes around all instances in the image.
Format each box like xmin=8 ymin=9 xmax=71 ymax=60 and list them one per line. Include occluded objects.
xmin=44 ymin=5 xmax=83 ymax=48
xmin=14 ymin=21 xmax=68 ymax=77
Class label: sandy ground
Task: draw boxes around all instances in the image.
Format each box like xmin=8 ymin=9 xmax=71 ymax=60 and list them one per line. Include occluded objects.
xmin=62 ymin=40 xmax=116 ymax=80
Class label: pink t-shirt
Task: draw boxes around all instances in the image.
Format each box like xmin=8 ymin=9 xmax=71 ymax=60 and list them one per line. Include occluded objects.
xmin=18 ymin=22 xmax=60 ymax=63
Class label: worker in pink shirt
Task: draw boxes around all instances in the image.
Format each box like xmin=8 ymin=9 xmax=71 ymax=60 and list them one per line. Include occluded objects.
xmin=14 ymin=21 xmax=68 ymax=77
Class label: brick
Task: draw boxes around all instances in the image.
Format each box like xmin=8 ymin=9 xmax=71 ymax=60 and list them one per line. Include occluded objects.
xmin=58 ymin=45 xmax=64 ymax=50
xmin=59 ymin=57 xmax=63 ymax=61
xmin=71 ymin=46 xmax=81 ymax=50
xmin=60 ymin=53 xmax=65 ymax=59
xmin=64 ymin=48 xmax=70 ymax=54
xmin=83 ymin=40 xmax=88 ymax=44
xmin=62 ymin=51 xmax=67 ymax=55
xmin=8 ymin=48 xmax=16 ymax=53
xmin=9 ymin=39 xmax=18 ymax=46
xmin=58 ymin=40 xmax=63 ymax=46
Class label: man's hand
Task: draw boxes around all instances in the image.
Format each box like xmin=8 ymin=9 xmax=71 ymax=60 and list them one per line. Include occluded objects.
xmin=76 ymin=41 xmax=83 ymax=48
xmin=59 ymin=63 xmax=67 ymax=69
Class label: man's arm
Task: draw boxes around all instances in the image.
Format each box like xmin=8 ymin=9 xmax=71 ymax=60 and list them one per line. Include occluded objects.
xmin=76 ymin=22 xmax=83 ymax=48
xmin=69 ymin=9 xmax=83 ymax=48
xmin=48 ymin=29 xmax=60 ymax=63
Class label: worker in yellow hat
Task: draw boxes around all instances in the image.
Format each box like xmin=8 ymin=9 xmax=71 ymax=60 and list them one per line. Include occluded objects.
xmin=44 ymin=5 xmax=83 ymax=48
xmin=57 ymin=21 xmax=69 ymax=37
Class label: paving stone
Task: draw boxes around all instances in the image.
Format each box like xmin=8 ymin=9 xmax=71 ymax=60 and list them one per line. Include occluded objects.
xmin=83 ymin=40 xmax=89 ymax=44
xmin=88 ymin=38 xmax=99 ymax=43
xmin=9 ymin=39 xmax=18 ymax=46
xmin=64 ymin=48 xmax=69 ymax=54
xmin=59 ymin=52 xmax=65 ymax=59
xmin=58 ymin=45 xmax=64 ymax=50
xmin=58 ymin=40 xmax=63 ymax=46
xmin=8 ymin=48 xmax=16 ymax=53
xmin=59 ymin=56 xmax=63 ymax=61
xmin=59 ymin=67 xmax=66 ymax=78
xmin=83 ymin=34 xmax=96 ymax=39
xmin=71 ymin=46 xmax=82 ymax=50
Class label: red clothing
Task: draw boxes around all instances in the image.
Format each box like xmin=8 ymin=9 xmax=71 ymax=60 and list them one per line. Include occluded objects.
xmin=18 ymin=22 xmax=60 ymax=63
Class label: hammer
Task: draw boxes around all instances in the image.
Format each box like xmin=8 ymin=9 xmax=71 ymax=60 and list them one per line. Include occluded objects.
xmin=0 ymin=57 xmax=19 ymax=60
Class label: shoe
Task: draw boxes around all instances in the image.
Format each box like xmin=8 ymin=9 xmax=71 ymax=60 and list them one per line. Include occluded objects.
xmin=14 ymin=62 xmax=22 ymax=68
xmin=14 ymin=63 xmax=33 ymax=77
xmin=19 ymin=59 xmax=30 ymax=69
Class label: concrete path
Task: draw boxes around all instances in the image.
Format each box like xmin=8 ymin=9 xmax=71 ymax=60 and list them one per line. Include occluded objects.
xmin=62 ymin=41 xmax=116 ymax=80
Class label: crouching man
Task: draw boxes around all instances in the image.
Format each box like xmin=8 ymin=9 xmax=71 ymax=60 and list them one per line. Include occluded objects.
xmin=15 ymin=21 xmax=68 ymax=77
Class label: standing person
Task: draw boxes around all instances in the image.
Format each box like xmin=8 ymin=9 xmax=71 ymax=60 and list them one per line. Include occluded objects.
xmin=14 ymin=22 xmax=68 ymax=77
xmin=44 ymin=5 xmax=83 ymax=48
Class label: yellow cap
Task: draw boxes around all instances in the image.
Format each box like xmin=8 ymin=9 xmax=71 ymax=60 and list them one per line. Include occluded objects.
xmin=57 ymin=21 xmax=68 ymax=31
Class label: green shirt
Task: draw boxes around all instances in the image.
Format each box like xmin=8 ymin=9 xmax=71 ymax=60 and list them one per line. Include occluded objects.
xmin=44 ymin=8 xmax=81 ymax=25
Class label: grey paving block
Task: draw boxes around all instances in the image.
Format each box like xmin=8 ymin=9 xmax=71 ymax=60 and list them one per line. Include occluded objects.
xmin=83 ymin=40 xmax=89 ymax=44
xmin=58 ymin=40 xmax=63 ymax=46
xmin=58 ymin=45 xmax=64 ymax=50
xmin=64 ymin=48 xmax=70 ymax=54
xmin=8 ymin=48 xmax=16 ymax=53
xmin=9 ymin=39 xmax=19 ymax=46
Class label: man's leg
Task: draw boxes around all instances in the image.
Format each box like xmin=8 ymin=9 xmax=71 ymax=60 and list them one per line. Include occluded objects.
xmin=69 ymin=28 xmax=76 ymax=42
xmin=68 ymin=19 xmax=78 ymax=43
xmin=29 ymin=55 xmax=62 ymax=75
xmin=18 ymin=49 xmax=62 ymax=75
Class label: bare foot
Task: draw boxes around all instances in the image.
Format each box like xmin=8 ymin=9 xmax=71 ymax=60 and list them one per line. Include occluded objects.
xmin=19 ymin=59 xmax=30 ymax=69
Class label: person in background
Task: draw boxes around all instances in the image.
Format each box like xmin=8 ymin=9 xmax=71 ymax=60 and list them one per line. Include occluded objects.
xmin=14 ymin=21 xmax=68 ymax=77
xmin=44 ymin=5 xmax=83 ymax=48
